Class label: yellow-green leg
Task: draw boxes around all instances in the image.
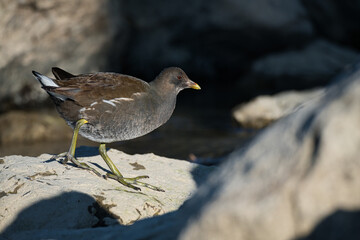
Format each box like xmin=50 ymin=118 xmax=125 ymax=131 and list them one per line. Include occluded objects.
xmin=99 ymin=143 xmax=165 ymax=192
xmin=60 ymin=119 xmax=101 ymax=177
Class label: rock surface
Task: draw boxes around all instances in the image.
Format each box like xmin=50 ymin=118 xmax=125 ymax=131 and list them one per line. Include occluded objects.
xmin=0 ymin=0 xmax=112 ymax=111
xmin=252 ymin=40 xmax=358 ymax=81
xmin=178 ymin=63 xmax=360 ymax=239
xmin=240 ymin=40 xmax=359 ymax=97
xmin=6 ymin=61 xmax=360 ymax=239
xmin=0 ymin=149 xmax=213 ymax=238
xmin=120 ymin=0 xmax=313 ymax=78
xmin=302 ymin=0 xmax=360 ymax=49
xmin=232 ymin=88 xmax=324 ymax=128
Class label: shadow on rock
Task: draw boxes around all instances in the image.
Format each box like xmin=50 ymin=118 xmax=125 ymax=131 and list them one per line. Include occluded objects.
xmin=75 ymin=146 xmax=101 ymax=158
xmin=189 ymin=163 xmax=217 ymax=187
xmin=0 ymin=191 xmax=120 ymax=239
xmin=107 ymin=176 xmax=223 ymax=240
xmin=296 ymin=209 xmax=360 ymax=240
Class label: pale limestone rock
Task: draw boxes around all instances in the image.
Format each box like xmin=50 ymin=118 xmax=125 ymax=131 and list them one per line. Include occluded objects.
xmin=232 ymin=88 xmax=324 ymax=128
xmin=0 ymin=149 xmax=212 ymax=237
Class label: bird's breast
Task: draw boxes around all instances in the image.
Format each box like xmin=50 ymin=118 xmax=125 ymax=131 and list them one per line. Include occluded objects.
xmin=78 ymin=94 xmax=176 ymax=143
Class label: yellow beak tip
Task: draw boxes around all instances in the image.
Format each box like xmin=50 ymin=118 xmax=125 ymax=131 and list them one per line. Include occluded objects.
xmin=191 ymin=84 xmax=201 ymax=90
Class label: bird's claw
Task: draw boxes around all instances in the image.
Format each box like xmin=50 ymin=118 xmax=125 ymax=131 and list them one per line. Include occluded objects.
xmin=106 ymin=173 xmax=165 ymax=192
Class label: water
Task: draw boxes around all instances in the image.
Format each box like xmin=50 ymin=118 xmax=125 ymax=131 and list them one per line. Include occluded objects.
xmin=0 ymin=108 xmax=256 ymax=164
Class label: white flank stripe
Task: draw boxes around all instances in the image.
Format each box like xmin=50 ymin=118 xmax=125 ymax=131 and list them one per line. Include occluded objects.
xmin=90 ymin=101 xmax=98 ymax=106
xmin=80 ymin=107 xmax=95 ymax=112
xmin=102 ymin=99 xmax=116 ymax=107
xmin=114 ymin=97 xmax=133 ymax=101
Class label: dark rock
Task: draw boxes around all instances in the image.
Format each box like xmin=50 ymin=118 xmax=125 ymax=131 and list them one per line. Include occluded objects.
xmin=302 ymin=0 xmax=360 ymax=49
xmin=118 ymin=0 xmax=314 ymax=83
xmin=238 ymin=40 xmax=359 ymax=99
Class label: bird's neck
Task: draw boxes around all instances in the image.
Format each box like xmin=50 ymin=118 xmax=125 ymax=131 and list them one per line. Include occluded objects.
xmin=149 ymin=80 xmax=177 ymax=124
xmin=150 ymin=80 xmax=177 ymax=99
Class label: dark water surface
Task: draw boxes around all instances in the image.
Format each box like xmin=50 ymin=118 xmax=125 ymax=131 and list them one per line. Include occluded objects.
xmin=0 ymin=107 xmax=256 ymax=163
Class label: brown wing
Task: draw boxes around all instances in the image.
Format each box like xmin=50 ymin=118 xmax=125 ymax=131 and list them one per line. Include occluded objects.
xmin=48 ymin=72 xmax=150 ymax=107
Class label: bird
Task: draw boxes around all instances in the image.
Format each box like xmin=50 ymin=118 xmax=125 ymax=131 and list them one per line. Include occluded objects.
xmin=32 ymin=67 xmax=200 ymax=191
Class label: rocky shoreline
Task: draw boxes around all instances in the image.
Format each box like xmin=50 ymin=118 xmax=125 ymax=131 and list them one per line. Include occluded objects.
xmin=2 ymin=61 xmax=360 ymax=239
xmin=0 ymin=149 xmax=214 ymax=237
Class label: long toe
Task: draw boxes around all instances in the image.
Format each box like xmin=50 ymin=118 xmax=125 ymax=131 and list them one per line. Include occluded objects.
xmin=64 ymin=154 xmax=102 ymax=177
xmin=135 ymin=182 xmax=165 ymax=192
xmin=106 ymin=173 xmax=165 ymax=192
xmin=50 ymin=152 xmax=67 ymax=163
xmin=107 ymin=173 xmax=142 ymax=191
xmin=125 ymin=175 xmax=149 ymax=181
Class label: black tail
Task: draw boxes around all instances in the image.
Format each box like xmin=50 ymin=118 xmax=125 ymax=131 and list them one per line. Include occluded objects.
xmin=52 ymin=67 xmax=75 ymax=80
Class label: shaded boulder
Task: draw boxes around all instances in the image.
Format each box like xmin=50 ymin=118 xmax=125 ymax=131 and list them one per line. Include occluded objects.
xmin=178 ymin=62 xmax=360 ymax=239
xmin=302 ymin=0 xmax=360 ymax=49
xmin=118 ymin=0 xmax=314 ymax=93
xmin=239 ymin=40 xmax=359 ymax=97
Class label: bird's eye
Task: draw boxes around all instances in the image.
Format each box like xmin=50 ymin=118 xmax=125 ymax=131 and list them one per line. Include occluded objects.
xmin=177 ymin=76 xmax=182 ymax=80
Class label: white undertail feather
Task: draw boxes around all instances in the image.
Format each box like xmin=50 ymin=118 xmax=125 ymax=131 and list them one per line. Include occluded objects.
xmin=32 ymin=70 xmax=67 ymax=100
xmin=32 ymin=71 xmax=59 ymax=87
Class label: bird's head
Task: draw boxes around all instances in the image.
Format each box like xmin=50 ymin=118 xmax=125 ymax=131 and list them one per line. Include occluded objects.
xmin=155 ymin=67 xmax=201 ymax=94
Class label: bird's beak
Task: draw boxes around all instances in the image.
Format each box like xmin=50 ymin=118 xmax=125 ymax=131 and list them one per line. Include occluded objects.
xmin=187 ymin=80 xmax=201 ymax=90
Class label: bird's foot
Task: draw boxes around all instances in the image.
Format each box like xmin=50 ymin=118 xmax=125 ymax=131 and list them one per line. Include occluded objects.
xmin=50 ymin=152 xmax=67 ymax=162
xmin=106 ymin=173 xmax=165 ymax=192
xmin=52 ymin=152 xmax=102 ymax=177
